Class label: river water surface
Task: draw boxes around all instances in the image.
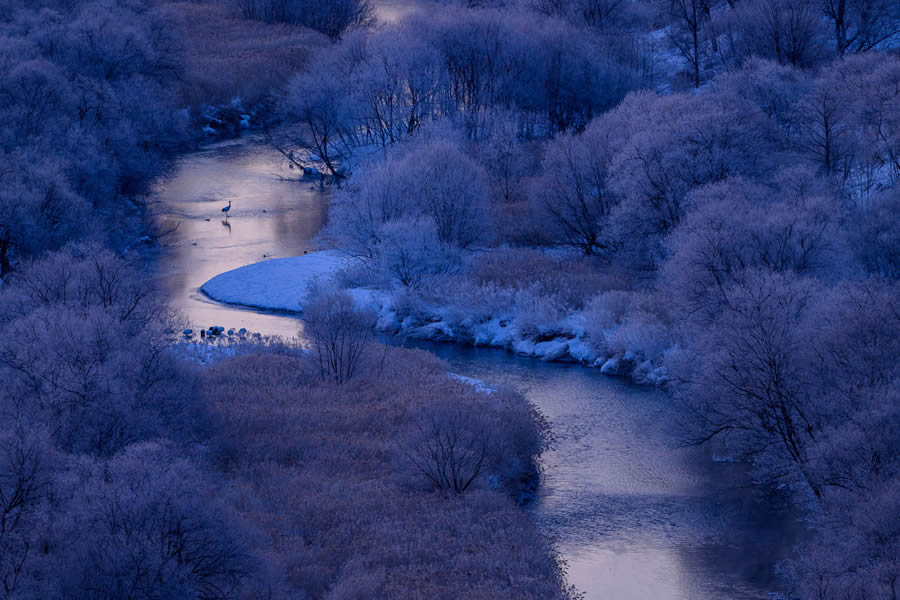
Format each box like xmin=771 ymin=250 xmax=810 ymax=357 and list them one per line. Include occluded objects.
xmin=152 ymin=138 xmax=797 ymax=600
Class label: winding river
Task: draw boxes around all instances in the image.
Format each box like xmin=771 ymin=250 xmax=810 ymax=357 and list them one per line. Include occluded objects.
xmin=151 ymin=137 xmax=797 ymax=600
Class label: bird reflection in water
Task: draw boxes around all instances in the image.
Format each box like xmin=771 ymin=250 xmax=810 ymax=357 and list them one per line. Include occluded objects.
xmin=221 ymin=218 xmax=231 ymax=234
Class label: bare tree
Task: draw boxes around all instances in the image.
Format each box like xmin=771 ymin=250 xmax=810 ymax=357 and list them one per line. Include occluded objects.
xmin=280 ymin=67 xmax=357 ymax=180
xmin=579 ymin=0 xmax=627 ymax=28
xmin=303 ymin=291 xmax=375 ymax=384
xmin=822 ymin=0 xmax=900 ymax=55
xmin=796 ymin=78 xmax=853 ymax=176
xmin=402 ymin=400 xmax=491 ymax=494
xmin=0 ymin=426 xmax=49 ymax=600
xmin=667 ymin=0 xmax=712 ymax=88
xmin=727 ymin=0 xmax=828 ymax=68
xmin=674 ymin=271 xmax=826 ymax=498
xmin=532 ymin=124 xmax=617 ymax=255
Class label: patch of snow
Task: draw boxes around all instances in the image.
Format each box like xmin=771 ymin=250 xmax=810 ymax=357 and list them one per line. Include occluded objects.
xmin=647 ymin=366 xmax=671 ymax=385
xmin=532 ymin=339 xmax=569 ymax=361
xmin=449 ymin=373 xmax=496 ymax=394
xmin=200 ymin=250 xmax=350 ymax=312
xmin=410 ymin=321 xmax=454 ymax=341
xmin=599 ymin=358 xmax=621 ymax=375
xmin=567 ymin=338 xmax=600 ymax=364
xmin=513 ymin=338 xmax=537 ymax=356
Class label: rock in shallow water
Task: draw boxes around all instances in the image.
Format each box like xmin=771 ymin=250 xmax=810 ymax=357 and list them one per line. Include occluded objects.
xmin=600 ymin=357 xmax=621 ymax=375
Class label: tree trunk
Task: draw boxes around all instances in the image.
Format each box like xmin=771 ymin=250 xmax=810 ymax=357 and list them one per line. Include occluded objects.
xmin=0 ymin=233 xmax=12 ymax=277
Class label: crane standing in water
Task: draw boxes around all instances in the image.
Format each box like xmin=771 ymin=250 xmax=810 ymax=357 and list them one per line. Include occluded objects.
xmin=221 ymin=200 xmax=232 ymax=218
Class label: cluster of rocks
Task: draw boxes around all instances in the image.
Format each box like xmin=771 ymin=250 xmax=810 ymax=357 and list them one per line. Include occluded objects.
xmin=182 ymin=326 xmax=250 ymax=339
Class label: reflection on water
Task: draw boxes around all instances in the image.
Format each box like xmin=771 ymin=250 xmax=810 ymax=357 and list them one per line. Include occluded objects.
xmin=397 ymin=341 xmax=798 ymax=600
xmin=153 ymin=139 xmax=797 ymax=600
xmin=151 ymin=136 xmax=328 ymax=334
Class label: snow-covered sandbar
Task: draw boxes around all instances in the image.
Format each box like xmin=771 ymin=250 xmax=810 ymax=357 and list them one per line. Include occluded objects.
xmin=200 ymin=250 xmax=348 ymax=312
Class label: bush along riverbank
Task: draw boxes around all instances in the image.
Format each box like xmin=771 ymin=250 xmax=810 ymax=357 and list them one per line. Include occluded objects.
xmin=362 ymin=258 xmax=673 ymax=386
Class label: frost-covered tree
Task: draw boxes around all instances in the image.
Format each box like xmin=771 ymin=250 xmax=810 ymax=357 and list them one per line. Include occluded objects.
xmin=604 ymin=90 xmax=771 ymax=267
xmin=327 ymin=139 xmax=491 ymax=256
xmin=850 ymin=186 xmax=900 ymax=278
xmin=0 ymin=160 xmax=87 ymax=277
xmin=58 ymin=444 xmax=251 ymax=599
xmin=303 ymin=291 xmax=376 ymax=383
xmin=663 ymin=176 xmax=844 ymax=321
xmin=671 ymin=270 xmax=827 ymax=497
xmin=0 ymin=0 xmax=187 ymax=272
xmin=713 ymin=58 xmax=811 ymax=141
xmin=0 ymin=424 xmax=53 ymax=600
xmin=822 ymin=0 xmax=900 ymax=55
xmin=0 ymin=246 xmax=194 ymax=456
xmin=720 ymin=0 xmax=828 ymax=68
xmin=281 ymin=63 xmax=357 ymax=178
xmin=531 ymin=119 xmax=618 ymax=255
xmin=665 ymin=0 xmax=713 ymax=87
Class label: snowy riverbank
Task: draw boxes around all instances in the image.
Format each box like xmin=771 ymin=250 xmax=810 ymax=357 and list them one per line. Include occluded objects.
xmin=200 ymin=251 xmax=672 ymax=385
xmin=200 ymin=250 xmax=350 ymax=312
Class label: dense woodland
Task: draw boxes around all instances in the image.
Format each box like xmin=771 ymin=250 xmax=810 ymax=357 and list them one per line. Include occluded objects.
xmin=0 ymin=0 xmax=898 ymax=598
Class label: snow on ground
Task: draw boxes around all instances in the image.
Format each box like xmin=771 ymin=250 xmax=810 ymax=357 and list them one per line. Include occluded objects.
xmin=200 ymin=250 xmax=671 ymax=385
xmin=201 ymin=250 xmax=349 ymax=312
xmin=449 ymin=373 xmax=496 ymax=394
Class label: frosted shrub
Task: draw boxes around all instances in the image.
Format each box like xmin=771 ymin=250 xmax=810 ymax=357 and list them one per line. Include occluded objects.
xmin=325 ymin=139 xmax=492 ymax=262
xmin=402 ymin=395 xmax=493 ymax=494
xmin=411 ymin=277 xmax=519 ymax=325
xmin=609 ymin=310 xmax=671 ymax=363
xmin=583 ymin=289 xmax=633 ymax=347
xmin=374 ymin=219 xmax=463 ymax=287
xmin=303 ymin=290 xmax=377 ymax=384
xmin=59 ymin=443 xmax=252 ymax=599
xmin=330 ymin=258 xmax=381 ymax=290
xmin=469 ymin=248 xmax=629 ymax=310
xmin=401 ymin=385 xmax=548 ymax=495
xmin=514 ymin=288 xmax=567 ymax=339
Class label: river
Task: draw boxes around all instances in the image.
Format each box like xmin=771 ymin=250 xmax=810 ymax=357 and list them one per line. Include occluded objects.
xmin=151 ymin=137 xmax=797 ymax=600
